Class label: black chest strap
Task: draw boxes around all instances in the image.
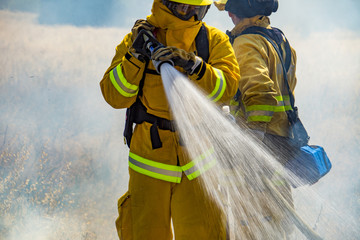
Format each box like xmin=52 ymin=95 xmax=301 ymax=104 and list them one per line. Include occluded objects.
xmin=227 ymin=26 xmax=293 ymax=110
xmin=195 ymin=24 xmax=210 ymax=63
xmin=228 ymin=26 xmax=291 ymax=72
xmin=123 ymin=24 xmax=210 ymax=149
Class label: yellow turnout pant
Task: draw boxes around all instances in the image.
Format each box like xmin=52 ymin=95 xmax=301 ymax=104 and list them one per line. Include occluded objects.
xmin=116 ymin=168 xmax=226 ymax=240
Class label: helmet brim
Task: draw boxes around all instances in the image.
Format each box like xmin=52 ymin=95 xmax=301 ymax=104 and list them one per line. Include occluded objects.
xmin=168 ymin=0 xmax=213 ymax=6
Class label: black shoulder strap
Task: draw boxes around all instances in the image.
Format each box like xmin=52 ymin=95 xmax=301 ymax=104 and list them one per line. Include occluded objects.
xmin=234 ymin=26 xmax=293 ymax=105
xmin=124 ymin=25 xmax=210 ymax=148
xmin=228 ymin=26 xmax=293 ymax=110
xmin=195 ymin=24 xmax=210 ymax=63
xmin=242 ymin=27 xmax=295 ymax=108
xmin=240 ymin=26 xmax=292 ymax=72
xmin=239 ymin=26 xmax=310 ymax=144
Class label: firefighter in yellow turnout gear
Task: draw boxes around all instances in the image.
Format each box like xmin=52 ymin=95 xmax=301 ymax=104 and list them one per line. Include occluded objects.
xmin=215 ymin=0 xmax=297 ymax=239
xmin=100 ymin=0 xmax=240 ymax=239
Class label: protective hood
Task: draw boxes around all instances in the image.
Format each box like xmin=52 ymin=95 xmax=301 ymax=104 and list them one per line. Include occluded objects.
xmin=147 ymin=0 xmax=203 ymax=51
xmin=229 ymin=15 xmax=270 ymax=37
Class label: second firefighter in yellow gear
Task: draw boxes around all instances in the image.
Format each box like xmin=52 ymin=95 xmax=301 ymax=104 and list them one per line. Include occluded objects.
xmin=216 ymin=0 xmax=296 ymax=239
xmin=99 ymin=0 xmax=240 ymax=239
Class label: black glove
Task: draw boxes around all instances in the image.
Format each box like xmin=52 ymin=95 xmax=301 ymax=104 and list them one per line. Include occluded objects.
xmin=129 ymin=20 xmax=155 ymax=60
xmin=131 ymin=19 xmax=155 ymax=42
xmin=151 ymin=46 xmax=203 ymax=75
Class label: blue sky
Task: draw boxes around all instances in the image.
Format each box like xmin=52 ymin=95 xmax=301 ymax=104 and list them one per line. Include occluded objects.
xmin=0 ymin=0 xmax=359 ymax=33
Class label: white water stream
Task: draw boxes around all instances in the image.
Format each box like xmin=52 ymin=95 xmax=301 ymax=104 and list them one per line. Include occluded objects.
xmin=159 ymin=63 xmax=359 ymax=240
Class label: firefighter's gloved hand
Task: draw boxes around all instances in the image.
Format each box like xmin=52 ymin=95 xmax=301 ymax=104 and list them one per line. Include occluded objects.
xmin=131 ymin=19 xmax=155 ymax=42
xmin=151 ymin=46 xmax=202 ymax=75
xmin=129 ymin=19 xmax=155 ymax=60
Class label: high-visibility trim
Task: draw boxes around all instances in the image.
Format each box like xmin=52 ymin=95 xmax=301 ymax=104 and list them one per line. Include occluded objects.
xmin=185 ymin=158 xmax=217 ymax=180
xmin=248 ymin=115 xmax=272 ymax=122
xmin=208 ymin=68 xmax=226 ymax=103
xmin=181 ymin=148 xmax=217 ymax=180
xmin=110 ymin=63 xmax=139 ymax=98
xmin=229 ymin=99 xmax=239 ymax=106
xmin=275 ymin=95 xmax=283 ymax=101
xmin=276 ymin=95 xmax=292 ymax=111
xmin=245 ymin=94 xmax=294 ymax=122
xmin=129 ymin=152 xmax=182 ymax=183
xmin=181 ymin=148 xmax=214 ymax=171
xmin=282 ymin=95 xmax=292 ymax=111
xmin=128 ymin=149 xmax=217 ymax=183
xmin=246 ymin=104 xmax=287 ymax=113
xmin=246 ymin=107 xmax=274 ymax=122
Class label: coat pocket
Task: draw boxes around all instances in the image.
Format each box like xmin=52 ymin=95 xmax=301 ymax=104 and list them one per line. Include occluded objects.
xmin=115 ymin=192 xmax=132 ymax=240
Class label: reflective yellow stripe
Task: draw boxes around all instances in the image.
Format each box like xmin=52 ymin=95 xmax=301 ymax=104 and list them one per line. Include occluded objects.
xmin=282 ymin=95 xmax=292 ymax=111
xmin=248 ymin=115 xmax=272 ymax=122
xmin=208 ymin=68 xmax=226 ymax=103
xmin=129 ymin=152 xmax=182 ymax=183
xmin=276 ymin=95 xmax=292 ymax=110
xmin=110 ymin=63 xmax=139 ymax=97
xmin=245 ymin=94 xmax=293 ymax=122
xmin=275 ymin=95 xmax=283 ymax=101
xmin=248 ymin=110 xmax=273 ymax=117
xmin=229 ymin=99 xmax=239 ymax=106
xmin=128 ymin=148 xmax=217 ymax=182
xmin=181 ymin=148 xmax=217 ymax=180
xmin=246 ymin=107 xmax=274 ymax=122
xmin=185 ymin=158 xmax=217 ymax=180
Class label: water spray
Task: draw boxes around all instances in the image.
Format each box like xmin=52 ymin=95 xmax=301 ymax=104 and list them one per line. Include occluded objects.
xmin=157 ymin=61 xmax=324 ymax=240
xmin=133 ymin=28 xmax=347 ymax=239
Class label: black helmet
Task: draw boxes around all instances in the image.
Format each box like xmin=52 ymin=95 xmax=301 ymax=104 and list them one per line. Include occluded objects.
xmin=225 ymin=0 xmax=278 ymax=18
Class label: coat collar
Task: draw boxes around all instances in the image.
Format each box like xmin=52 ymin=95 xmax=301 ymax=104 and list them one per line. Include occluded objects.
xmin=230 ymin=16 xmax=271 ymax=37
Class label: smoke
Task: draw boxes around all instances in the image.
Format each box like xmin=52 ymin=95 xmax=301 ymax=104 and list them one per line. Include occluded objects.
xmin=0 ymin=10 xmax=130 ymax=239
xmin=208 ymin=3 xmax=360 ymax=233
xmin=158 ymin=61 xmax=359 ymax=239
xmin=0 ymin=0 xmax=359 ymax=238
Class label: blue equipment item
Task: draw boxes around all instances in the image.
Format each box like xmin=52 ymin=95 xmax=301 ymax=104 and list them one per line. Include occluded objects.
xmin=235 ymin=26 xmax=332 ymax=187
xmin=286 ymin=145 xmax=332 ymax=186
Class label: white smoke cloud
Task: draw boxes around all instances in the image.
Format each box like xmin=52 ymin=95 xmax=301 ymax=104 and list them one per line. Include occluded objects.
xmin=0 ymin=3 xmax=359 ymax=239
xmin=0 ymin=10 xmax=130 ymax=240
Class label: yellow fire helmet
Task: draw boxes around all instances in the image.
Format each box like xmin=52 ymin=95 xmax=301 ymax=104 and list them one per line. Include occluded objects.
xmin=214 ymin=0 xmax=227 ymax=11
xmin=169 ymin=0 xmax=213 ymax=5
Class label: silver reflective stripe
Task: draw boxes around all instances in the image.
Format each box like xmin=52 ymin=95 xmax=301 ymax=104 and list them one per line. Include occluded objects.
xmin=112 ymin=66 xmax=138 ymax=95
xmin=129 ymin=156 xmax=182 ymax=178
xmin=209 ymin=82 xmax=224 ymax=101
xmin=208 ymin=68 xmax=226 ymax=102
xmin=247 ymin=110 xmax=274 ymax=117
xmin=277 ymin=101 xmax=285 ymax=107
xmin=183 ymin=154 xmax=215 ymax=176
